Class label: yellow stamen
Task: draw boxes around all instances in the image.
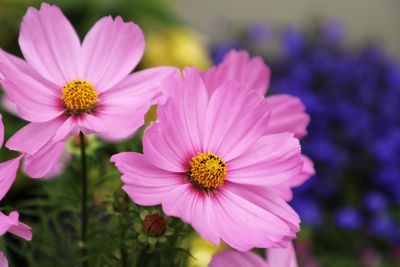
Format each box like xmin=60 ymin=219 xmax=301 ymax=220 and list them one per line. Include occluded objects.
xmin=61 ymin=80 xmax=98 ymax=114
xmin=188 ymin=152 xmax=227 ymax=190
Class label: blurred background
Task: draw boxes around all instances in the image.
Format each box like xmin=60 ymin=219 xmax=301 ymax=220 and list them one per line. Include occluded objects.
xmin=172 ymin=0 xmax=400 ymax=58
xmin=0 ymin=0 xmax=399 ymax=266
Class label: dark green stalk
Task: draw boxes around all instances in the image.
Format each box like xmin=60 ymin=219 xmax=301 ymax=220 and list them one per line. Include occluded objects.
xmin=79 ymin=132 xmax=88 ymax=267
xmin=120 ymin=221 xmax=129 ymax=267
xmin=120 ymin=196 xmax=129 ymax=267
xmin=137 ymin=246 xmax=151 ymax=267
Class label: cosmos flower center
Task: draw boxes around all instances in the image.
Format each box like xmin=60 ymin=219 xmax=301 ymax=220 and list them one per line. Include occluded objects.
xmin=188 ymin=152 xmax=227 ymax=190
xmin=61 ymin=80 xmax=98 ymax=114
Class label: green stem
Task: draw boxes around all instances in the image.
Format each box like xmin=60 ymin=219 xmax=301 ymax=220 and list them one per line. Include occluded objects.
xmin=79 ymin=132 xmax=88 ymax=267
xmin=120 ymin=195 xmax=129 ymax=267
xmin=120 ymin=225 xmax=128 ymax=267
xmin=137 ymin=246 xmax=151 ymax=267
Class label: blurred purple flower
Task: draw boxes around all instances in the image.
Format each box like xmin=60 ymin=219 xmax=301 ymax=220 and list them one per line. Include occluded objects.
xmin=335 ymin=208 xmax=363 ymax=230
xmin=247 ymin=23 xmax=271 ymax=44
xmin=291 ymin=198 xmax=322 ymax=227
xmin=211 ymin=42 xmax=241 ymax=64
xmin=371 ymin=129 xmax=400 ymax=164
xmin=322 ymin=20 xmax=345 ymax=44
xmin=369 ymin=215 xmax=397 ymax=239
xmin=282 ymin=26 xmax=305 ymax=56
xmin=363 ymin=192 xmax=388 ymax=213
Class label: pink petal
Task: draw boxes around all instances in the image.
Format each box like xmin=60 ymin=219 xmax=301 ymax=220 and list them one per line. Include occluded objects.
xmin=0 ymin=114 xmax=3 ymax=148
xmin=228 ymin=183 xmax=300 ymax=236
xmin=176 ymin=68 xmax=208 ymax=151
xmin=267 ymin=242 xmax=298 ymax=267
xmin=0 ymin=63 xmax=63 ymax=122
xmin=41 ymin=151 xmax=70 ymax=179
xmin=6 ymin=118 xmax=64 ymax=154
xmin=7 ymin=211 xmax=32 ymax=241
xmin=201 ymin=49 xmax=270 ymax=95
xmin=210 ymin=187 xmax=295 ymax=251
xmin=101 ymin=67 xmax=177 ymax=107
xmin=96 ymin=112 xmax=146 ymax=142
xmin=149 ymin=71 xmax=202 ymax=162
xmin=294 ymin=155 xmax=315 ymax=186
xmin=80 ymin=16 xmax=144 ymax=92
xmin=269 ymin=186 xmax=294 ymax=202
xmin=203 ymin=81 xmax=270 ymax=161
xmin=77 ymin=114 xmax=107 ymax=136
xmin=52 ymin=114 xmax=105 ymax=142
xmin=0 ymin=156 xmax=22 ymax=201
xmin=142 ymin=68 xmax=208 ymax=171
xmin=269 ymin=155 xmax=315 ymax=201
xmin=0 ymin=48 xmax=59 ymax=118
xmin=162 ymin=184 xmax=220 ymax=245
xmin=156 ymin=69 xmax=183 ymax=105
xmin=24 ymin=141 xmax=65 ymax=179
xmin=19 ymin=3 xmax=80 ymax=85
xmin=0 ymin=48 xmax=47 ymax=84
xmin=209 ymin=250 xmax=268 ymax=267
xmin=97 ymin=67 xmax=177 ymax=140
xmin=143 ymin=123 xmax=189 ymax=172
xmin=146 ymin=104 xmax=198 ymax=172
xmin=0 ymin=251 xmax=8 ymax=267
xmin=51 ymin=117 xmax=76 ymax=142
xmin=227 ymin=133 xmax=303 ymax=186
xmin=265 ymin=95 xmax=310 ymax=139
xmin=0 ymin=211 xmax=31 ymax=241
xmin=111 ymin=152 xmax=184 ymax=206
xmin=0 ymin=212 xmax=14 ymax=236
xmin=1 ymin=95 xmax=18 ymax=116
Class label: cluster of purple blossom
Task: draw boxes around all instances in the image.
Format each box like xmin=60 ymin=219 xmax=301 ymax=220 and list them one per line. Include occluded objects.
xmin=277 ymin=23 xmax=400 ymax=244
xmin=213 ymin=21 xmax=400 ymax=247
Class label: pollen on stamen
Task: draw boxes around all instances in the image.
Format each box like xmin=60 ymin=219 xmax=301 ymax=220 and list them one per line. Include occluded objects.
xmin=188 ymin=152 xmax=227 ymax=190
xmin=61 ymin=80 xmax=98 ymax=114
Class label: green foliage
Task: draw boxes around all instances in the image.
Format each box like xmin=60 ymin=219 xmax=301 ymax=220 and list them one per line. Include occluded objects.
xmin=0 ymin=0 xmax=182 ymax=54
xmin=2 ymin=132 xmax=192 ymax=266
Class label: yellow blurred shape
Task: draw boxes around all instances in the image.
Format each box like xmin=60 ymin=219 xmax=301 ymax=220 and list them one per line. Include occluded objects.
xmin=144 ymin=105 xmax=158 ymax=127
xmin=143 ymin=28 xmax=211 ymax=70
xmin=188 ymin=233 xmax=226 ymax=267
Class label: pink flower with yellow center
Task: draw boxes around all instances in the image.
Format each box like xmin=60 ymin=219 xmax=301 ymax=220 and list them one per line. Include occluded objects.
xmin=112 ymin=68 xmax=304 ymax=251
xmin=200 ymin=49 xmax=315 ymax=201
xmin=0 ymin=3 xmax=176 ymax=178
xmin=0 ymin=114 xmax=32 ymax=266
xmin=209 ymin=242 xmax=298 ymax=267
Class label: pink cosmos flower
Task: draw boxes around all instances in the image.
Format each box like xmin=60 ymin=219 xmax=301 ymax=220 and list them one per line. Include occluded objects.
xmin=209 ymin=242 xmax=298 ymax=267
xmin=0 ymin=3 xmax=176 ymax=178
xmin=201 ymin=50 xmax=315 ymax=201
xmin=112 ymin=68 xmax=304 ymax=251
xmin=0 ymin=114 xmax=32 ymax=265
